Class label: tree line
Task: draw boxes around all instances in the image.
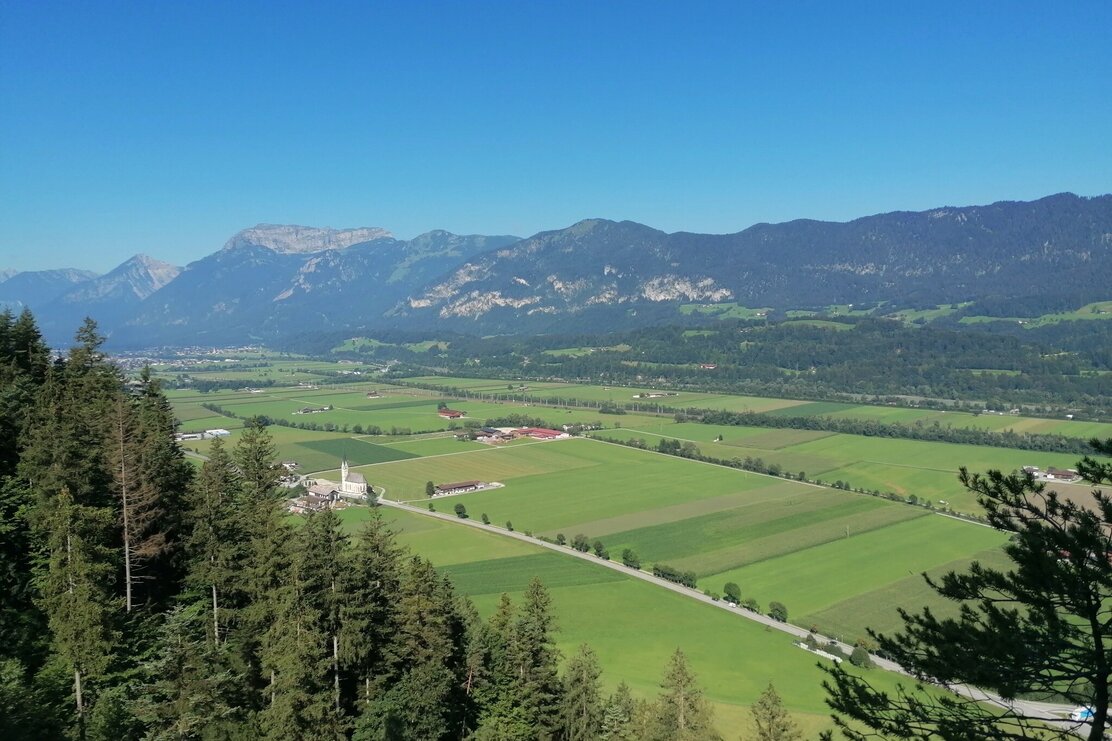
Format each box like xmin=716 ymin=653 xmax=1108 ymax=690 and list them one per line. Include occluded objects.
xmin=689 ymin=409 xmax=1096 ymax=455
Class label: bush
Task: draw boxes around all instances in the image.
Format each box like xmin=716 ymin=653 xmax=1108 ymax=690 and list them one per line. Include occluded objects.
xmin=481 ymin=513 xmax=490 ymax=525
xmin=849 ymin=646 xmax=873 ymax=669
xmin=723 ymin=582 xmax=741 ymax=604
xmin=768 ymin=601 xmax=788 ymax=622
xmin=453 ymin=503 xmax=468 ymax=519
xmin=742 ymin=598 xmax=760 ymax=613
xmin=572 ymin=533 xmax=591 ymax=552
xmin=652 ymin=563 xmax=697 ymax=589
xmin=592 ymin=539 xmax=609 ymax=559
xmin=556 ymin=533 xmax=567 ymax=546
xmin=621 ymin=548 xmax=641 ymax=569
xmin=505 ymin=521 xmax=513 ymax=532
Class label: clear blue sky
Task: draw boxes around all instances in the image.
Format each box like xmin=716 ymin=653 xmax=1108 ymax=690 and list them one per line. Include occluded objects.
xmin=1 ymin=1 xmax=1109 ymax=272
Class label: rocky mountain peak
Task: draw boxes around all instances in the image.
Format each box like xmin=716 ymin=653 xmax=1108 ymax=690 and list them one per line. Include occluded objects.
xmin=222 ymin=224 xmax=393 ymax=254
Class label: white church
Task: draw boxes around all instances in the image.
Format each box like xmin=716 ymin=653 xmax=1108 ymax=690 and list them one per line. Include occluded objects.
xmin=306 ymin=459 xmax=370 ymax=502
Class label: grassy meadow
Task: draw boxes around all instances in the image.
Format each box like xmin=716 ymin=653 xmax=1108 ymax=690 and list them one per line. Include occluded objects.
xmin=344 ymin=437 xmax=1007 ymax=640
xmin=335 ymin=505 xmax=907 ymax=736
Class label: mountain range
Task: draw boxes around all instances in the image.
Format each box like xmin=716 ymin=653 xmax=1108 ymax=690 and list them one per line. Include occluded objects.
xmin=2 ymin=192 xmax=1109 ymax=347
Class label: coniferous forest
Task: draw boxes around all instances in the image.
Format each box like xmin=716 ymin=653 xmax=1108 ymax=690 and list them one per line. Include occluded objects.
xmin=0 ymin=309 xmax=723 ymax=740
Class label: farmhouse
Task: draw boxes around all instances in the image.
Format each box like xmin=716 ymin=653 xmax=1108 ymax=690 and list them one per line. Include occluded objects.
xmin=514 ymin=427 xmax=568 ymax=440
xmin=287 ymin=494 xmax=331 ymax=514
xmin=307 ymin=483 xmax=339 ymax=498
xmin=175 ymin=432 xmax=204 ymax=441
xmin=438 ymin=408 xmax=466 ymax=419
xmin=296 ymin=405 xmax=332 ymax=415
xmin=435 ymin=480 xmax=483 ymax=495
xmin=203 ymin=429 xmax=230 ymax=438
xmin=1045 ymin=467 xmax=1079 ymax=481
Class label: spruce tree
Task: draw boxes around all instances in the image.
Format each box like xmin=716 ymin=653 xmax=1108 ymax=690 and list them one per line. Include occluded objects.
xmin=185 ymin=437 xmax=247 ymax=647
xmin=749 ymin=683 xmax=802 ymax=741
xmin=132 ymin=367 xmax=193 ymax=608
xmin=471 ymin=593 xmax=531 ymax=739
xmin=560 ymin=643 xmax=604 ymax=741
xmin=650 ymin=649 xmax=719 ymax=741
xmin=387 ymin=556 xmax=469 ymax=737
xmin=134 ymin=603 xmax=244 ymax=741
xmin=344 ymin=510 xmax=405 ymax=711
xmin=257 ymin=554 xmax=344 ymax=740
xmin=299 ymin=508 xmax=350 ymax=719
xmin=0 ymin=310 xmax=51 ymax=671
xmin=600 ymin=682 xmax=638 ymax=740
xmin=511 ymin=577 xmax=563 ymax=737
xmin=36 ymin=487 xmax=118 ymax=729
xmin=106 ymin=393 xmax=165 ymax=613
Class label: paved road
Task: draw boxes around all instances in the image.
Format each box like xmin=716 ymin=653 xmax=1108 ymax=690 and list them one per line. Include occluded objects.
xmin=377 ymin=496 xmax=1090 ymax=736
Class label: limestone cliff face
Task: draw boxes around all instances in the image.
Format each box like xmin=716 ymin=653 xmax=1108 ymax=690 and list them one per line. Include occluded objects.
xmin=404 ymin=218 xmax=735 ymax=319
xmin=221 ymin=224 xmax=392 ymax=254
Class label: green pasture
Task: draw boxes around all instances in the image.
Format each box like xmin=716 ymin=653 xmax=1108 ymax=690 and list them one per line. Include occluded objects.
xmin=398 ymin=374 xmax=1111 ymax=440
xmin=805 ymin=546 xmax=1012 ymax=643
xmin=351 ymin=438 xmax=1006 ymax=641
xmin=343 ymin=506 xmax=892 ymax=735
xmin=609 ymin=420 xmax=1086 ymax=513
xmin=702 ymin=515 xmax=1006 ymax=638
xmin=883 ymin=303 xmax=968 ymax=323
xmin=177 ymin=415 xmax=244 ymax=433
xmin=958 ymin=300 xmax=1112 ymax=329
xmin=781 ymin=319 xmax=853 ymax=330
xmin=678 ymin=302 xmax=772 ymax=319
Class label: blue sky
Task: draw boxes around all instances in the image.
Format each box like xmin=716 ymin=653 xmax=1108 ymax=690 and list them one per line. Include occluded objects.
xmin=1 ymin=1 xmax=1109 ymax=272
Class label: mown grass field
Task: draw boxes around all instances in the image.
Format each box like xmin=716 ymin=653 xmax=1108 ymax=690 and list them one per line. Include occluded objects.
xmin=603 ymin=421 xmax=1086 ymax=513
xmin=335 ymin=505 xmax=910 ymax=736
xmin=400 ymin=374 xmax=1111 ymax=439
xmin=343 ymin=437 xmax=1009 ymax=641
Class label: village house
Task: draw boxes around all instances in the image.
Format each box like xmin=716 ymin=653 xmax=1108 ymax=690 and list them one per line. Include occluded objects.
xmin=434 ymin=480 xmax=483 ymax=495
xmin=513 ymin=427 xmax=568 ymax=440
xmin=287 ymin=493 xmax=332 ymax=514
xmin=1044 ymin=467 xmax=1079 ymax=481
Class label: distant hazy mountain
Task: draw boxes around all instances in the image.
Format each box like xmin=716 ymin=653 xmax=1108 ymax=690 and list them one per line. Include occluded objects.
xmin=35 ymin=255 xmax=182 ymax=333
xmin=0 ymin=269 xmax=17 ymax=283
xmin=0 ymin=268 xmax=100 ymax=311
xmin=110 ymin=227 xmax=519 ymax=345
xmin=13 ymin=193 xmax=1112 ymax=346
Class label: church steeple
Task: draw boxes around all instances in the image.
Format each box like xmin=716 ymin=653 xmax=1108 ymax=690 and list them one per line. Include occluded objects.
xmin=341 ymin=458 xmax=349 ymax=488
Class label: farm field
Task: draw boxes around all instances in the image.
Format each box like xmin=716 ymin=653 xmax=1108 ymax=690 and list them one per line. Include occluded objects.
xmin=399 ymin=374 xmax=1109 ymax=439
xmin=604 ymin=421 xmax=1085 ymax=513
xmin=335 ymin=505 xmax=907 ymax=736
xmin=347 ymin=437 xmax=1008 ymax=640
xmin=167 ymin=375 xmax=1102 ymax=514
xmin=171 ymin=381 xmax=656 ymax=437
